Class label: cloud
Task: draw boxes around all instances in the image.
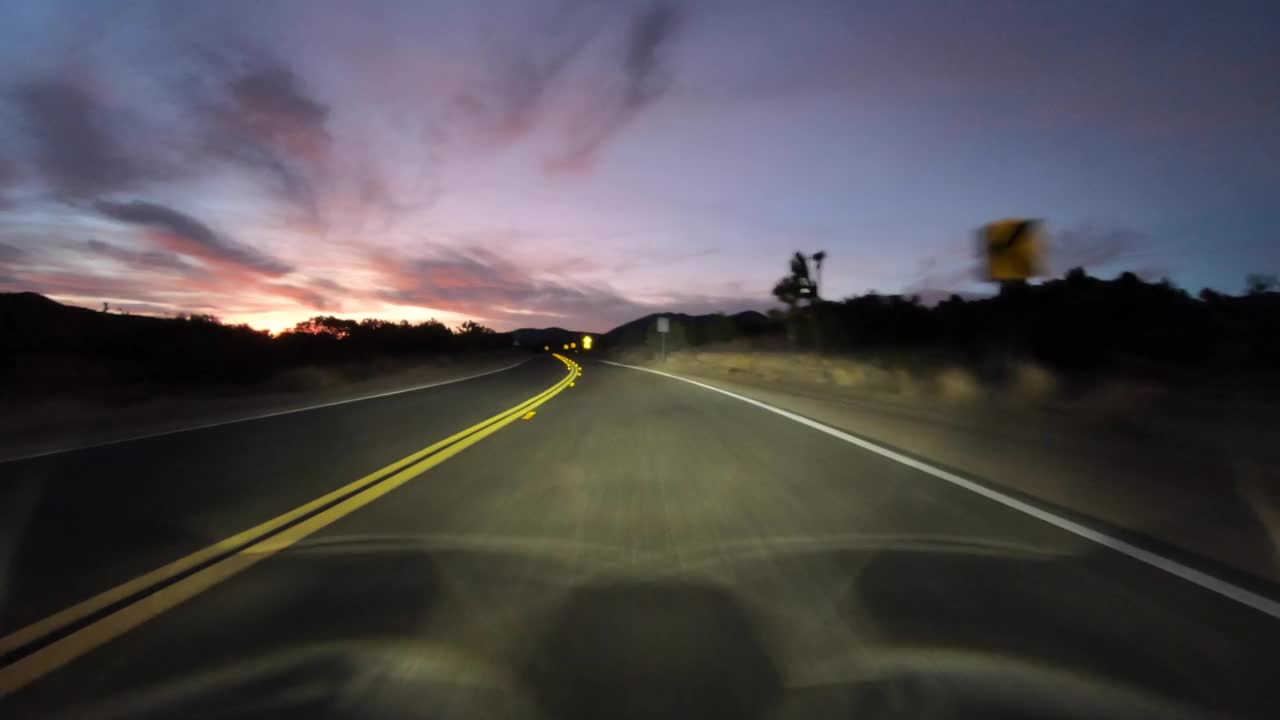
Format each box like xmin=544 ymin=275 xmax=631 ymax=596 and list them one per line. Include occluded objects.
xmin=0 ymin=155 xmax=18 ymax=205
xmin=93 ymin=200 xmax=292 ymax=276
xmin=377 ymin=247 xmax=560 ymax=307
xmin=265 ymin=282 xmax=338 ymax=311
xmin=231 ymin=65 xmax=329 ymax=134
xmin=6 ymin=262 xmax=340 ymax=322
xmin=545 ymin=2 xmax=682 ymax=172
xmin=448 ymin=1 xmax=605 ymax=148
xmin=904 ymin=255 xmax=983 ymax=296
xmin=6 ymin=78 xmax=159 ymax=197
xmin=0 ymin=241 xmax=23 ymax=264
xmin=0 ymin=269 xmax=155 ymax=303
xmin=374 ymin=244 xmax=766 ymax=330
xmin=308 ymin=277 xmax=345 ymax=292
xmin=84 ymin=238 xmax=194 ymax=273
xmin=194 ymin=59 xmax=331 ymax=221
xmin=1050 ymin=224 xmax=1162 ymax=277
xmin=623 ymin=2 xmax=681 ymax=105
xmin=110 ymin=301 xmax=186 ymax=316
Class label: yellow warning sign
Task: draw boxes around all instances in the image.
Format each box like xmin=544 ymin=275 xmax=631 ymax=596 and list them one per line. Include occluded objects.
xmin=982 ymin=219 xmax=1045 ymax=281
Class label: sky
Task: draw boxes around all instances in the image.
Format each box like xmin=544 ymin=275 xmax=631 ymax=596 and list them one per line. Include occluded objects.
xmin=1 ymin=0 xmax=1277 ymax=333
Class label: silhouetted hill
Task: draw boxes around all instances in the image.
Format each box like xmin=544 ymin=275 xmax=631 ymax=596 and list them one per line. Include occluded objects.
xmin=1 ymin=292 xmax=277 ymax=388
xmin=1 ymin=290 xmax=138 ymax=339
xmin=7 ymin=269 xmax=1279 ymax=396
xmin=0 ymin=294 xmax=511 ymax=392
xmin=510 ymin=327 xmax=592 ymax=349
xmin=0 ymin=292 xmax=235 ymax=353
xmin=604 ymin=310 xmax=774 ymax=348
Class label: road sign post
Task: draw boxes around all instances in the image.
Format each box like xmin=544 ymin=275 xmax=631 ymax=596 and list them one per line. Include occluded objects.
xmin=979 ymin=218 xmax=1046 ymax=378
xmin=656 ymin=316 xmax=669 ymax=362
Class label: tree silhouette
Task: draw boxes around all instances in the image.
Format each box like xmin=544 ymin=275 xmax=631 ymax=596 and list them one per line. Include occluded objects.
xmin=773 ymin=252 xmax=818 ymax=308
xmin=772 ymin=252 xmax=821 ymax=349
xmin=812 ymin=250 xmax=826 ymax=299
xmin=292 ymin=316 xmax=355 ymax=338
xmin=458 ymin=319 xmax=494 ymax=335
xmin=790 ymin=251 xmax=811 ymax=286
xmin=1246 ymin=273 xmax=1277 ymax=295
xmin=771 ymin=275 xmax=803 ymax=309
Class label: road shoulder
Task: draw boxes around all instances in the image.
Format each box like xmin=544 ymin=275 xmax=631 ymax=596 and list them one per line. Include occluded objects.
xmin=600 ymin=357 xmax=1280 ymax=586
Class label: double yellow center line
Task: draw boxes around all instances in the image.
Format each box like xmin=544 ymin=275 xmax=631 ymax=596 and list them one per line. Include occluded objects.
xmin=0 ymin=354 xmax=579 ymax=695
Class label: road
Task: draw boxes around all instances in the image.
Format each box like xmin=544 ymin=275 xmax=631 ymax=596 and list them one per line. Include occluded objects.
xmin=1 ymin=354 xmax=1277 ymax=719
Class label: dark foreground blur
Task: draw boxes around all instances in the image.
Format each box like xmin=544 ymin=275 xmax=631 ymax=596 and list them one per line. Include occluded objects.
xmin=11 ymin=538 xmax=1273 ymax=720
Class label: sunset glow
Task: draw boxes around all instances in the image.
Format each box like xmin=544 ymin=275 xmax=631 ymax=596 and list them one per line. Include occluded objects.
xmin=2 ymin=1 xmax=1278 ymax=331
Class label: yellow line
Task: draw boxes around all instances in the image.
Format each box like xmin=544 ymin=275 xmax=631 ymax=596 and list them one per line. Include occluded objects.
xmin=0 ymin=359 xmax=571 ymax=658
xmin=521 ymin=411 xmax=536 ymax=420
xmin=0 ymin=357 xmax=575 ymax=693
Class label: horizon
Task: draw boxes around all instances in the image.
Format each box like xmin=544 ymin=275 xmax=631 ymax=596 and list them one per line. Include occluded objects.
xmin=7 ymin=286 xmax=773 ymax=336
xmin=8 ymin=262 xmax=1260 ymax=338
xmin=2 ymin=1 xmax=1278 ymax=332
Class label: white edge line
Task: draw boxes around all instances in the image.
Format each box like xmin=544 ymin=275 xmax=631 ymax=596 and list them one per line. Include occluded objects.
xmin=601 ymin=359 xmax=1280 ymax=620
xmin=1 ymin=359 xmax=532 ymax=465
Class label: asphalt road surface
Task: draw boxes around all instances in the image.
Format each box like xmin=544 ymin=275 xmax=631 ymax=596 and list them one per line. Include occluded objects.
xmin=2 ymin=354 xmax=1277 ymax=719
